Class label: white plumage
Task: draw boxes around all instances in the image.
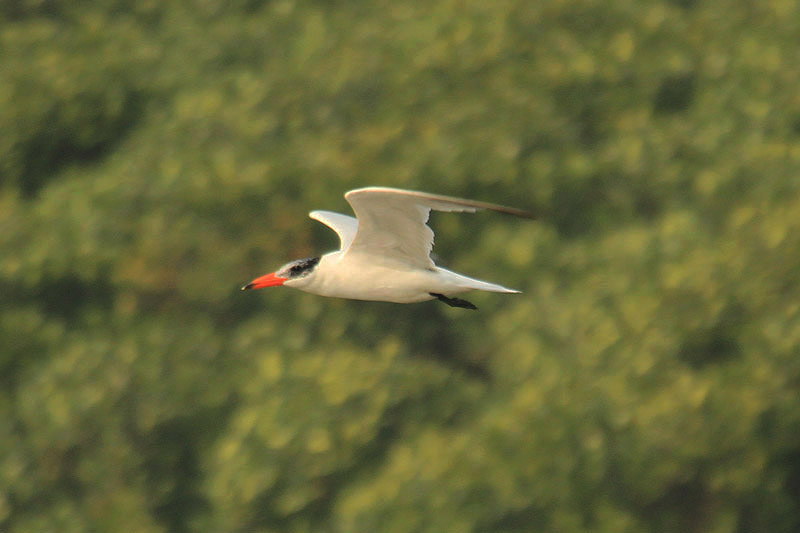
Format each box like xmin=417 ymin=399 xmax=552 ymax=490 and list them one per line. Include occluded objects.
xmin=243 ymin=187 xmax=533 ymax=308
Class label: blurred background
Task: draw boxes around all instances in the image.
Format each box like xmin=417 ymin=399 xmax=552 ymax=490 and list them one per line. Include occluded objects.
xmin=2 ymin=0 xmax=800 ymax=531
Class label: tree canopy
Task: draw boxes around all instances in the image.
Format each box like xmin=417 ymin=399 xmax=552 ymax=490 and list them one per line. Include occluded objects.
xmin=2 ymin=0 xmax=799 ymax=531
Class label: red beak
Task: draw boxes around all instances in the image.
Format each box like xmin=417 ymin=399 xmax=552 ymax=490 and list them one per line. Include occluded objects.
xmin=241 ymin=272 xmax=288 ymax=290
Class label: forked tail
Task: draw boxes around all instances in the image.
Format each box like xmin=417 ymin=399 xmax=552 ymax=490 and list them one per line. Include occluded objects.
xmin=438 ymin=267 xmax=521 ymax=294
xmin=465 ymin=277 xmax=520 ymax=293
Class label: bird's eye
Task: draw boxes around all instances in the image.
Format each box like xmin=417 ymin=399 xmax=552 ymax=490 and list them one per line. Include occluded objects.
xmin=286 ymin=257 xmax=320 ymax=278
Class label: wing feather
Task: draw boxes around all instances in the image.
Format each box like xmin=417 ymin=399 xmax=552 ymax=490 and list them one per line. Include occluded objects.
xmin=309 ymin=210 xmax=359 ymax=250
xmin=343 ymin=187 xmax=533 ymax=268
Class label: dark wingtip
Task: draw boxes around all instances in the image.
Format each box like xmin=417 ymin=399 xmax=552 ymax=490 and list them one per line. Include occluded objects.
xmin=430 ymin=293 xmax=478 ymax=310
xmin=497 ymin=206 xmax=536 ymax=220
xmin=241 ymin=283 xmax=254 ymax=291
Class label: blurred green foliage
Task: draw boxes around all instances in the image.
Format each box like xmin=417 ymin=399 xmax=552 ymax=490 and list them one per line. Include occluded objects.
xmin=2 ymin=0 xmax=800 ymax=531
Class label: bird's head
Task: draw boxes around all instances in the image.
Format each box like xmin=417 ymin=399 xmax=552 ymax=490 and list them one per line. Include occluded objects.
xmin=241 ymin=256 xmax=320 ymax=291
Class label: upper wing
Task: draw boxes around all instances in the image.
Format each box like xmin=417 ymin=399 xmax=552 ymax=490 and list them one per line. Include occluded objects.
xmin=343 ymin=186 xmax=533 ymax=268
xmin=309 ymin=210 xmax=359 ymax=250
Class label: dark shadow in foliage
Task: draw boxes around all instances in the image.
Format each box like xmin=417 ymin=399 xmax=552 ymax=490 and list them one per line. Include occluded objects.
xmin=479 ymin=504 xmax=550 ymax=533
xmin=780 ymin=449 xmax=800 ymax=529
xmin=131 ymin=284 xmax=266 ymax=332
xmin=357 ymin=301 xmax=492 ymax=382
xmin=601 ymin=414 xmax=713 ymax=532
xmin=36 ymin=274 xmax=115 ymax=321
xmin=678 ymin=304 xmax=744 ymax=369
xmin=548 ymin=173 xmax=663 ymax=238
xmin=144 ymin=421 xmax=210 ymax=533
xmin=17 ymin=90 xmax=145 ymax=198
xmin=0 ymin=280 xmax=63 ymax=391
xmin=133 ymin=404 xmax=236 ymax=533
xmin=208 ymin=285 xmax=267 ymax=329
xmin=285 ymin=293 xmax=493 ymax=382
xmin=751 ymin=411 xmax=800 ymax=530
xmin=549 ymin=178 xmax=602 ymax=238
xmin=549 ymin=79 xmax=668 ymax=238
xmin=236 ymin=0 xmax=273 ymax=14
xmin=0 ymin=272 xmax=115 ymax=391
xmin=0 ymin=0 xmax=64 ymax=20
xmin=244 ymin=487 xmax=291 ymax=531
xmin=407 ymin=302 xmax=492 ymax=382
xmin=553 ymin=80 xmax=614 ymax=148
xmin=654 ymin=73 xmax=696 ymax=115
xmin=642 ymin=478 xmax=712 ymax=532
xmin=1 ymin=442 xmax=84 ymax=532
xmin=0 ymin=334 xmax=44 ymax=392
xmin=667 ymin=0 xmax=698 ymax=9
xmin=332 ymin=79 xmax=385 ymax=127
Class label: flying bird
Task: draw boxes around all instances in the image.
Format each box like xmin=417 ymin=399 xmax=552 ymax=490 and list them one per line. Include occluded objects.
xmin=242 ymin=187 xmax=533 ymax=309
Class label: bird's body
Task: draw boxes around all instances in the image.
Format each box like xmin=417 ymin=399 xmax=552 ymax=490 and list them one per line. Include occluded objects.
xmin=288 ymin=253 xmax=513 ymax=303
xmin=243 ymin=187 xmax=533 ymax=309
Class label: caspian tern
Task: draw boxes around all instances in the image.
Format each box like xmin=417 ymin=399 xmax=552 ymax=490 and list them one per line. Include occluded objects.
xmin=242 ymin=187 xmax=533 ymax=309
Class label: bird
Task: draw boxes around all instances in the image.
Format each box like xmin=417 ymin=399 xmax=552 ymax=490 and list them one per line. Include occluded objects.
xmin=242 ymin=186 xmax=534 ymax=310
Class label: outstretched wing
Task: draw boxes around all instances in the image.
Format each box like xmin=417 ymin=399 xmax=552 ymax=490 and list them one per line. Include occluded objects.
xmin=343 ymin=186 xmax=533 ymax=269
xmin=309 ymin=210 xmax=359 ymax=250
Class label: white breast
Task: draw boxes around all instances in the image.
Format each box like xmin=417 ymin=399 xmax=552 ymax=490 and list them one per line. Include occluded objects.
xmin=287 ymin=252 xmax=449 ymax=303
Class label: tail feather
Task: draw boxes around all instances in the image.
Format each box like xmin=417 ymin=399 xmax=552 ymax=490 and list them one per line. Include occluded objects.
xmin=438 ymin=267 xmax=521 ymax=294
xmin=465 ymin=278 xmax=521 ymax=294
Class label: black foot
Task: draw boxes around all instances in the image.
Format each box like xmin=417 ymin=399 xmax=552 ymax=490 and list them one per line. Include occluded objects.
xmin=430 ymin=293 xmax=478 ymax=310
